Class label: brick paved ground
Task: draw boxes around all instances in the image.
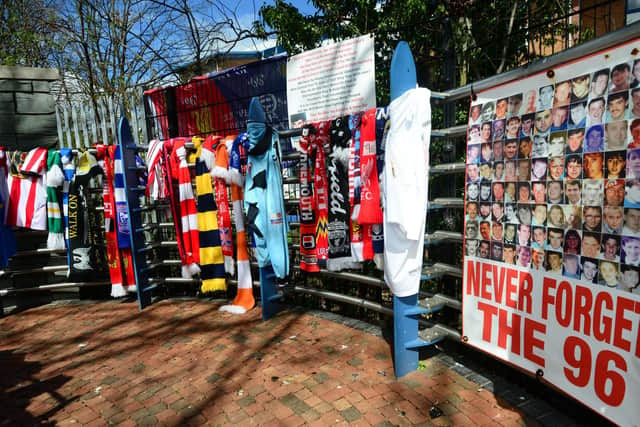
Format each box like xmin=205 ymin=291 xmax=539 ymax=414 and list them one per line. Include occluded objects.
xmin=0 ymin=299 xmax=602 ymax=426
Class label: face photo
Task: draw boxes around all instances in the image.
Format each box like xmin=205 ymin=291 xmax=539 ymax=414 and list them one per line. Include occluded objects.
xmin=492 ymin=182 xmax=505 ymax=202
xmin=517 ymin=182 xmax=531 ymax=202
xmin=532 ymin=182 xmax=547 ymax=204
xmin=564 ymin=180 xmax=582 ymax=205
xmin=518 ymin=137 xmax=532 ymax=158
xmin=480 ymin=163 xmax=493 ymax=181
xmin=538 ymin=85 xmax=554 ymax=110
xmin=532 ymin=226 xmax=547 ymax=249
xmin=583 ymin=206 xmax=602 ymax=232
xmin=531 ymin=158 xmax=547 ymax=181
xmin=517 ymin=204 xmax=532 ymax=225
xmin=517 ymin=224 xmax=531 ymax=246
xmin=467 ymin=164 xmax=480 ymax=182
xmin=587 ymin=97 xmax=605 ymax=126
xmin=532 ymin=248 xmax=545 ymax=270
xmin=504 ymin=203 xmax=518 ymax=223
xmin=621 ymin=236 xmax=640 ymax=266
xmin=627 ymin=179 xmax=640 ymax=207
xmin=479 ymin=203 xmax=492 ymax=220
xmin=481 ymin=122 xmax=493 ymax=143
xmin=469 ymin=104 xmax=482 ymax=125
xmin=517 ymin=245 xmax=532 ymax=267
xmin=602 ymin=234 xmax=621 ymax=261
xmin=599 ymin=260 xmax=620 ymax=287
xmin=605 ymin=121 xmax=628 ymax=151
xmin=581 ymin=257 xmax=599 ymax=283
xmin=495 ymin=98 xmax=508 ymax=120
xmin=583 ymin=152 xmax=604 ymax=179
xmin=532 ymin=134 xmax=548 ymax=157
xmin=562 ymin=254 xmax=581 ymax=279
xmin=554 ymin=80 xmax=572 ymax=107
xmin=624 ymin=208 xmax=640 ymax=235
xmin=547 ymin=228 xmax=564 ymax=251
xmin=480 ymin=182 xmax=492 ymax=202
xmin=535 ymin=109 xmax=552 ymax=134
xmin=465 ymin=220 xmax=479 ymax=239
xmin=619 ymin=264 xmax=640 ymax=292
xmin=467 ymin=182 xmax=479 ymax=201
xmin=603 ymin=205 xmax=624 ymax=234
xmin=604 ymin=179 xmax=625 ymax=207
xmin=581 ymin=232 xmax=601 ymax=259
xmin=584 ymin=125 xmax=604 ymax=152
xmin=522 ymin=90 xmax=537 ymax=114
xmin=549 ymin=156 xmax=565 ymax=180
xmin=568 ymin=101 xmax=587 ymax=129
xmin=610 ymin=62 xmax=631 ymax=93
xmin=480 ymin=221 xmax=491 ymax=241
xmin=505 ymin=181 xmax=516 ymax=202
xmin=521 ymin=113 xmax=535 ymax=137
xmin=582 ymin=179 xmax=604 ymax=206
xmin=627 ymin=149 xmax=640 ymax=179
xmin=491 ymin=220 xmax=504 ymax=240
xmin=551 ymin=106 xmax=569 ymax=131
xmin=491 ymin=242 xmax=504 ymax=261
xmin=479 ymin=240 xmax=491 ymax=259
xmin=548 ymin=132 xmax=566 ymax=157
xmin=494 ymin=161 xmax=505 ymax=180
xmin=506 ymin=116 xmax=521 ymax=139
xmin=482 ymin=102 xmax=496 ymax=122
xmin=547 ymin=181 xmax=564 ymax=204
xmin=468 ymin=126 xmax=481 ymax=145
xmin=532 ymin=204 xmax=547 ymax=226
xmin=631 ymin=119 xmax=640 ymax=149
xmin=517 ymin=159 xmax=531 ymax=182
xmin=590 ymin=68 xmax=609 ymax=99
xmin=565 ymin=204 xmax=582 ymax=229
xmin=493 ymin=140 xmax=504 ymax=161
xmin=503 ymin=244 xmax=516 ymax=264
xmin=565 ymin=155 xmax=583 ymax=179
xmin=566 ymin=128 xmax=584 ymax=153
xmin=548 ymin=204 xmax=566 ymax=228
xmin=571 ymin=74 xmax=590 ymax=102
xmin=606 ymin=91 xmax=629 ymax=122
xmin=546 ymin=251 xmax=563 ymax=273
xmin=563 ymin=229 xmax=582 ymax=255
xmin=465 ymin=239 xmax=479 ymax=257
xmin=631 ymin=88 xmax=640 ymax=118
xmin=604 ymin=150 xmax=627 ymax=179
xmin=508 ymin=94 xmax=523 ymax=117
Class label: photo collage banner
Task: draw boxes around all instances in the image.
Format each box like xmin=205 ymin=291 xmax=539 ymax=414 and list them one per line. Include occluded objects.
xmin=462 ymin=39 xmax=640 ymax=426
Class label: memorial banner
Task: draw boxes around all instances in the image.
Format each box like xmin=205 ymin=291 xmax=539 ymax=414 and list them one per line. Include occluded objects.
xmin=286 ymin=34 xmax=376 ymax=126
xmin=462 ymin=38 xmax=640 ymax=426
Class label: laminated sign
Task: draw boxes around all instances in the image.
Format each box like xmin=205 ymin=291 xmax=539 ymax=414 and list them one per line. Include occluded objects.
xmin=462 ymin=38 xmax=640 ymax=426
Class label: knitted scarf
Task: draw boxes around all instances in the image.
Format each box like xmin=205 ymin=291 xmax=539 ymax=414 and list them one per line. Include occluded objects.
xmin=348 ymin=113 xmax=364 ymax=262
xmin=171 ymin=138 xmax=201 ymax=278
xmin=372 ymin=106 xmax=389 ymax=269
xmin=298 ymin=124 xmax=320 ymax=272
xmin=358 ymin=108 xmax=382 ymax=260
xmin=210 ymin=137 xmax=234 ymax=274
xmin=220 ymin=133 xmax=255 ymax=314
xmin=244 ymin=121 xmax=289 ymax=278
xmin=7 ymin=148 xmax=48 ymax=230
xmin=313 ymin=121 xmax=331 ymax=265
xmin=59 ymin=148 xmax=75 ymax=266
xmin=46 ymin=149 xmax=65 ymax=250
xmin=0 ymin=148 xmax=16 ymax=268
xmin=195 ymin=136 xmax=226 ymax=292
xmin=96 ymin=145 xmax=132 ymax=297
xmin=113 ymin=146 xmax=131 ymax=250
xmin=327 ymin=117 xmax=357 ymax=271
xmin=146 ymin=138 xmax=168 ymax=200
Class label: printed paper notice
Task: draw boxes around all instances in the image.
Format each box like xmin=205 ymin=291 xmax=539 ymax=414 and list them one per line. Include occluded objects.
xmin=287 ymin=34 xmax=376 ymax=126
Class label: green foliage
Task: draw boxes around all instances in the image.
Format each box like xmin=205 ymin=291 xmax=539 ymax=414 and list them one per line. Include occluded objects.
xmin=0 ymin=1 xmax=57 ymax=67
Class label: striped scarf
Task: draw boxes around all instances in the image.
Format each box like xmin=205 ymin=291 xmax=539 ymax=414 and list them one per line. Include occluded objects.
xmin=146 ymin=138 xmax=168 ymax=200
xmin=298 ymin=125 xmax=320 ymax=272
xmin=348 ymin=113 xmax=364 ymax=262
xmin=6 ymin=148 xmax=48 ymax=230
xmin=313 ymin=122 xmax=331 ymax=264
xmin=358 ymin=108 xmax=382 ymax=260
xmin=46 ymin=149 xmax=65 ymax=250
xmin=113 ymin=146 xmax=131 ymax=249
xmin=211 ymin=138 xmax=234 ymax=274
xmin=195 ymin=137 xmax=226 ymax=292
xmin=220 ymin=133 xmax=254 ymax=313
xmin=171 ymin=138 xmax=200 ymax=278
xmin=59 ymin=148 xmax=75 ymax=267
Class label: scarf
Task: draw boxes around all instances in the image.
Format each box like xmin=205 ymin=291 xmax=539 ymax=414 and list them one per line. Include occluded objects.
xmin=220 ymin=133 xmax=255 ymax=314
xmin=210 ymin=137 xmax=234 ymax=275
xmin=67 ymin=151 xmax=102 ymax=282
xmin=46 ymin=149 xmax=65 ymax=250
xmin=6 ymin=148 xmax=48 ymax=230
xmin=348 ymin=113 xmax=364 ymax=262
xmin=372 ymin=106 xmax=389 ymax=269
xmin=113 ymin=146 xmax=131 ymax=249
xmin=146 ymin=138 xmax=168 ymax=200
xmin=326 ymin=117 xmax=357 ymax=271
xmin=298 ymin=125 xmax=320 ymax=272
xmin=244 ymin=121 xmax=289 ymax=278
xmin=60 ymin=148 xmax=75 ymax=268
xmin=358 ymin=108 xmax=382 ymax=260
xmin=195 ymin=136 xmax=226 ymax=292
xmin=0 ymin=148 xmax=16 ymax=267
xmin=313 ymin=122 xmax=330 ymax=265
xmin=170 ymin=138 xmax=200 ymax=278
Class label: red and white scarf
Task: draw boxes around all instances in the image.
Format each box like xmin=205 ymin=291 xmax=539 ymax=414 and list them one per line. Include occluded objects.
xmin=6 ymin=148 xmax=48 ymax=230
xmin=171 ymin=138 xmax=200 ymax=277
xmin=146 ymin=138 xmax=168 ymax=200
xmin=358 ymin=109 xmax=382 ymax=260
xmin=313 ymin=121 xmax=331 ymax=264
xmin=210 ymin=137 xmax=234 ymax=274
xmin=298 ymin=125 xmax=320 ymax=272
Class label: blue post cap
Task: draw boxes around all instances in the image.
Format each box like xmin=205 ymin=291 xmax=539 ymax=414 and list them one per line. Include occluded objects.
xmin=248 ymin=97 xmax=266 ymax=124
xmin=390 ymin=41 xmax=417 ymax=102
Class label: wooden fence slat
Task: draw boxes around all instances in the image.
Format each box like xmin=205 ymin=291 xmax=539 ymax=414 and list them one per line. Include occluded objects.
xmin=80 ymin=105 xmax=90 ymax=148
xmin=129 ymin=91 xmax=140 ymax=146
xmin=108 ymin=98 xmax=117 ymax=144
xmin=71 ymin=105 xmax=81 ymax=149
xmin=89 ymin=104 xmax=98 ymax=144
xmin=99 ymin=103 xmax=109 ymax=145
xmin=63 ymin=105 xmax=72 ymax=148
xmin=55 ymin=106 xmax=65 ymax=148
xmin=138 ymin=88 xmax=149 ymax=145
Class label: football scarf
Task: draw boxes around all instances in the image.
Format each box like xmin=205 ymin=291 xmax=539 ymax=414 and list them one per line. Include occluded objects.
xmin=220 ymin=133 xmax=255 ymax=314
xmin=0 ymin=148 xmax=16 ymax=268
xmin=171 ymin=138 xmax=201 ymax=278
xmin=146 ymin=138 xmax=168 ymax=200
xmin=244 ymin=120 xmax=289 ymax=278
xmin=96 ymin=145 xmax=135 ymax=297
xmin=372 ymin=106 xmax=389 ymax=269
xmin=358 ymin=108 xmax=382 ymax=260
xmin=313 ymin=122 xmax=331 ymax=265
xmin=210 ymin=138 xmax=234 ymax=275
xmin=298 ymin=125 xmax=320 ymax=272
xmin=348 ymin=113 xmax=364 ymax=262
xmin=6 ymin=148 xmax=48 ymax=230
xmin=195 ymin=137 xmax=226 ymax=292
xmin=113 ymin=146 xmax=131 ymax=250
xmin=67 ymin=151 xmax=102 ymax=282
xmin=326 ymin=117 xmax=356 ymax=271
xmin=46 ymin=149 xmax=65 ymax=250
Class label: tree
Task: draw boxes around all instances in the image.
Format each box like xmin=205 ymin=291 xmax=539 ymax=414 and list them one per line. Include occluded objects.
xmin=258 ymin=0 xmax=584 ymax=108
xmin=0 ymin=0 xmax=58 ymax=67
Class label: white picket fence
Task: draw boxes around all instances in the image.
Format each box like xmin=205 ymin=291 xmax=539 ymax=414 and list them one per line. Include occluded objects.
xmin=55 ymin=88 xmax=148 ymax=149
